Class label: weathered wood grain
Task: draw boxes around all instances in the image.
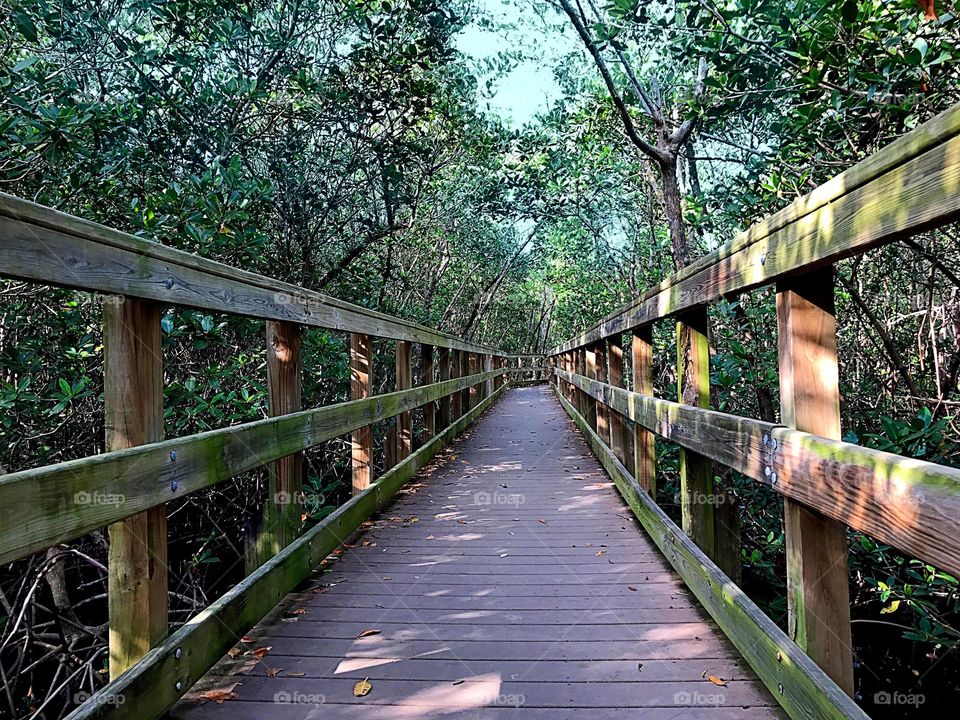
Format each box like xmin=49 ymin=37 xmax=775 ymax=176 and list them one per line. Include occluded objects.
xmin=0 ymin=193 xmax=501 ymax=354
xmin=556 ymin=368 xmax=960 ymax=578
xmin=104 ymin=298 xmax=167 ymax=680
xmin=551 ymin=103 xmax=960 ymax=354
xmin=553 ymin=388 xmax=868 ymax=720
xmin=777 ymin=270 xmax=853 ymax=694
xmin=350 ymin=333 xmax=373 ymax=495
xmin=0 ymin=369 xmax=503 ymax=564
xmin=395 ymin=341 xmax=412 ymax=463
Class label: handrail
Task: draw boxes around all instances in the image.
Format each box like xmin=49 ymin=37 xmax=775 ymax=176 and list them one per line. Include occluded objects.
xmin=0 ymin=194 xmax=514 ymax=718
xmin=550 ymin=101 xmax=960 ymax=354
xmin=0 ymin=192 xmax=498 ymax=353
xmin=558 ymin=367 xmax=960 ymax=577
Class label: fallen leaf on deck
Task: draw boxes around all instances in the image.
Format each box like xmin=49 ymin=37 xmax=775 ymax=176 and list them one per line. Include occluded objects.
xmin=266 ymin=667 xmax=282 ymax=678
xmin=240 ymin=636 xmax=255 ymax=643
xmin=707 ymin=675 xmax=728 ymax=687
xmin=382 ymin=576 xmax=391 ymax=581
xmin=354 ymin=678 xmax=373 ymax=697
xmin=194 ymin=683 xmax=239 ymax=705
xmin=595 ymin=550 xmax=606 ymax=557
xmin=357 ymin=628 xmax=381 ymax=638
xmin=627 ymin=586 xmax=637 ymax=592
xmin=426 ymin=535 xmax=435 ymax=540
xmin=538 ymin=518 xmax=547 ymax=524
xmin=227 ymin=647 xmax=243 ymax=658
xmin=251 ymin=646 xmax=272 ymax=659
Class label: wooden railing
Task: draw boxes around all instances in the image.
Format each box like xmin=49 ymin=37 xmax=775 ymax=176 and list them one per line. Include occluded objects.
xmin=548 ymin=102 xmax=960 ymax=720
xmin=505 ymin=354 xmax=549 ymax=385
xmin=0 ymin=193 xmax=509 ymax=719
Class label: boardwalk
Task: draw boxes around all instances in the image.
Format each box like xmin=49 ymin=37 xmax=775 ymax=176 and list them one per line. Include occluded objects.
xmin=172 ymin=386 xmax=785 ymax=719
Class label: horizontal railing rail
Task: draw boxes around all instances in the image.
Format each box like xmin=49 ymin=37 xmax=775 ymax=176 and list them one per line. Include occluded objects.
xmin=0 ymin=194 xmax=515 ymax=718
xmin=548 ymin=101 xmax=960 ymax=719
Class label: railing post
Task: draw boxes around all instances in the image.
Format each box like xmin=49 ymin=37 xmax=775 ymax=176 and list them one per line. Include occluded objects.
xmin=351 ymin=333 xmax=373 ymax=495
xmin=452 ymin=349 xmax=463 ymax=419
xmin=438 ymin=347 xmax=451 ymax=429
xmin=396 ymin=340 xmax=413 ymax=462
xmin=631 ymin=327 xmax=656 ymax=496
xmin=776 ymin=268 xmax=854 ymax=695
xmin=677 ymin=310 xmax=739 ymax=581
xmin=595 ymin=341 xmax=610 ymax=445
xmin=421 ymin=344 xmax=435 ymax=443
xmin=105 ymin=298 xmax=167 ymax=680
xmin=248 ymin=320 xmax=303 ymax=572
xmin=468 ymin=352 xmax=478 ymax=409
xmin=606 ymin=335 xmax=627 ymax=465
xmin=584 ymin=345 xmax=599 ymax=432
xmin=577 ymin=347 xmax=589 ymax=420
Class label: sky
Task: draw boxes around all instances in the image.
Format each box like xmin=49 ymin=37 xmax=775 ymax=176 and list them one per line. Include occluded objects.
xmin=456 ymin=0 xmax=572 ymax=126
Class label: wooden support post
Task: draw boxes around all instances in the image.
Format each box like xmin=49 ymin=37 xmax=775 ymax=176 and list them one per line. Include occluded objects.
xmin=421 ymin=345 xmax=435 ymax=443
xmin=468 ymin=353 xmax=479 ymax=409
xmin=595 ymin=341 xmax=610 ymax=445
xmin=452 ymin=350 xmax=463 ymax=419
xmin=777 ymin=268 xmax=854 ymax=695
xmin=351 ymin=333 xmax=373 ymax=495
xmin=396 ymin=340 xmax=413 ymax=462
xmin=577 ymin=347 xmax=589 ymax=420
xmin=247 ymin=321 xmax=304 ymax=573
xmin=632 ymin=326 xmax=656 ymax=496
xmin=105 ymin=298 xmax=167 ymax=680
xmin=606 ymin=335 xmax=627 ymax=465
xmin=677 ymin=310 xmax=740 ymax=581
xmin=585 ymin=345 xmax=599 ymax=432
xmin=437 ymin=347 xmax=451 ymax=429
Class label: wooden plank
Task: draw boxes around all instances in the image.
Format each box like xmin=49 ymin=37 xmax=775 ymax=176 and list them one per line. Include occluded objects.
xmin=631 ymin=327 xmax=656 ymax=495
xmin=595 ymin=342 xmax=610 ymax=445
xmin=555 ymin=367 xmax=960 ymax=578
xmin=66 ymin=380 xmax=508 ymax=720
xmin=421 ymin=344 xmax=435 ymax=442
xmin=550 ymin=103 xmax=960 ymax=355
xmin=0 ymin=194 xmax=502 ymax=355
xmin=776 ymin=269 xmax=853 ymax=695
xmin=552 ymin=388 xmax=868 ymax=720
xmin=451 ymin=350 xmax=463 ymax=419
xmin=0 ymin=368 xmax=503 ymax=565
xmin=104 ymin=298 xmax=167 ymax=680
xmin=246 ymin=321 xmax=303 ymax=573
xmin=467 ymin=352 xmax=478 ymax=410
xmin=350 ymin=333 xmax=373 ymax=495
xmin=395 ymin=341 xmax=412 ymax=462
xmin=585 ymin=345 xmax=599 ymax=432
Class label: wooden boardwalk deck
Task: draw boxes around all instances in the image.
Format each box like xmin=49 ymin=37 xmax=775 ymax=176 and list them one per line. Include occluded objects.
xmin=172 ymin=385 xmax=786 ymax=719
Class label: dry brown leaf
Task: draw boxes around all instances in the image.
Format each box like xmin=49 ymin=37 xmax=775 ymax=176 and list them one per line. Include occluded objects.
xmin=457 ymin=519 xmax=467 ymax=525
xmin=426 ymin=535 xmax=435 ymax=540
xmin=595 ymin=550 xmax=606 ymax=557
xmin=353 ymin=678 xmax=373 ymax=697
xmin=538 ymin=518 xmax=547 ymax=524
xmin=240 ymin=636 xmax=255 ymax=643
xmin=227 ymin=647 xmax=243 ymax=658
xmin=382 ymin=576 xmax=391 ymax=581
xmin=197 ymin=683 xmax=239 ymax=705
xmin=251 ymin=646 xmax=272 ymax=659
xmin=266 ymin=667 xmax=282 ymax=678
xmin=707 ymin=675 xmax=729 ymax=687
xmin=627 ymin=586 xmax=637 ymax=592
xmin=357 ymin=628 xmax=381 ymax=638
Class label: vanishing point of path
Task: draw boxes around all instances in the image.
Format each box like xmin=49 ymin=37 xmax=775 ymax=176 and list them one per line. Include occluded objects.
xmin=172 ymin=385 xmax=786 ymax=719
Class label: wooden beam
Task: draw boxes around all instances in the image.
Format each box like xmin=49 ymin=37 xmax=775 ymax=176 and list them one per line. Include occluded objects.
xmin=395 ymin=341 xmax=413 ymax=463
xmin=552 ymin=387 xmax=869 ymax=720
xmin=631 ymin=327 xmax=656 ymax=496
xmin=104 ymin=298 xmax=167 ymax=680
xmin=0 ymin=194 xmax=502 ymax=355
xmin=350 ymin=333 xmax=373 ymax=496
xmin=66 ymin=382 xmax=509 ymax=720
xmin=468 ymin=353 xmax=478 ymax=410
xmin=556 ymin=366 xmax=960 ymax=579
xmin=247 ymin=321 xmax=303 ymax=573
xmin=421 ymin=345 xmax=435 ymax=442
xmin=676 ymin=309 xmax=716 ymax=554
xmin=452 ymin=350 xmax=463 ymax=419
xmin=585 ymin=345 xmax=599 ymax=432
xmin=0 ymin=368 xmax=504 ymax=565
xmin=437 ymin=347 xmax=451 ymax=429
xmin=606 ymin=335 xmax=627 ymax=466
xmin=777 ymin=268 xmax=854 ymax=695
xmin=595 ymin=342 xmax=610 ymax=446
xmin=549 ymin=103 xmax=960 ymax=355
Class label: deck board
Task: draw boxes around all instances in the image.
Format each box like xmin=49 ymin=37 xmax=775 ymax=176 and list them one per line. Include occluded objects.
xmin=171 ymin=385 xmax=786 ymax=719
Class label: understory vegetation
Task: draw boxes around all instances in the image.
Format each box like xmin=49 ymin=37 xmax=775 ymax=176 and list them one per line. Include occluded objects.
xmin=0 ymin=0 xmax=958 ymax=717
